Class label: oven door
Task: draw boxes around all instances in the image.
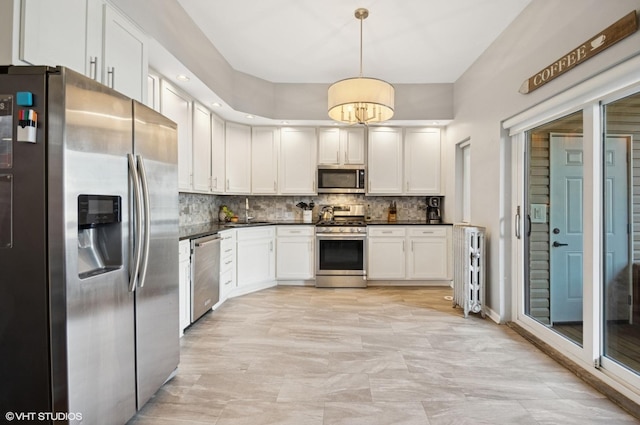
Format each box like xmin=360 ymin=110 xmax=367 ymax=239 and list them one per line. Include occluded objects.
xmin=316 ymin=231 xmax=366 ymax=271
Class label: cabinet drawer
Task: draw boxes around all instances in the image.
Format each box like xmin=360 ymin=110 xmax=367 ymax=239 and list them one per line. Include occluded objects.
xmin=277 ymin=225 xmax=315 ymax=236
xmin=237 ymin=226 xmax=275 ymax=241
xmin=220 ymin=255 xmax=235 ymax=273
xmin=408 ymin=227 xmax=448 ymax=238
xmin=178 ymin=239 xmax=191 ymax=261
xmin=220 ymin=268 xmax=235 ymax=291
xmin=220 ymin=230 xmax=236 ymax=250
xmin=368 ymin=227 xmax=406 ymax=237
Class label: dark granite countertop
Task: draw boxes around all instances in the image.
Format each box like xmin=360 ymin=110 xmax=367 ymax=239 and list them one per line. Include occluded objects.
xmin=180 ymin=220 xmax=451 ymax=240
xmin=365 ymin=220 xmax=453 ymax=226
xmin=179 ymin=221 xmax=316 ymax=240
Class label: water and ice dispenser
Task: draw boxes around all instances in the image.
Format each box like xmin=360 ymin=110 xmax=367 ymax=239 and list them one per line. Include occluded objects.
xmin=77 ymin=194 xmax=122 ymax=278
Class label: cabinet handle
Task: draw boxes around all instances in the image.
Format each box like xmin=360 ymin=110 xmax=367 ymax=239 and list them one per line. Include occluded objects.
xmin=224 ymin=248 xmax=233 ymax=253
xmin=89 ymin=56 xmax=98 ymax=80
xmin=226 ymin=179 xmax=230 ymax=190
xmin=290 ymin=230 xmax=301 ymax=234
xmin=406 ymin=181 xmax=409 ymax=191
xmin=107 ymin=67 xmax=115 ymax=88
xmin=225 ymin=280 xmax=232 ymax=286
xmin=411 ymin=241 xmax=415 ymax=252
xmin=336 ymin=151 xmax=339 ymax=164
xmin=224 ymin=260 xmax=232 ymax=265
xmin=344 ymin=151 xmax=348 ymax=164
xmin=270 ymin=241 xmax=273 ymax=252
xmin=213 ymin=177 xmax=218 ymax=190
xmin=309 ymin=241 xmax=312 ymax=252
xmin=274 ymin=181 xmax=277 ymax=191
xmin=381 ymin=231 xmax=392 ymax=234
xmin=422 ymin=231 xmax=434 ymax=234
xmin=402 ymin=240 xmax=405 ymax=252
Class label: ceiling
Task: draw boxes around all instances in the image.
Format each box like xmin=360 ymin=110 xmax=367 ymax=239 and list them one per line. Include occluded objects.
xmin=142 ymin=0 xmax=532 ymax=125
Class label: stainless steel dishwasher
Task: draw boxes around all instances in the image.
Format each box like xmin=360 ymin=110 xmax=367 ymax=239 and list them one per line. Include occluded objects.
xmin=190 ymin=234 xmax=221 ymax=323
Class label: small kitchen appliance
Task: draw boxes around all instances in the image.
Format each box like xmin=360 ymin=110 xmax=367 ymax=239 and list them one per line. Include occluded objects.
xmin=426 ymin=196 xmax=444 ymax=224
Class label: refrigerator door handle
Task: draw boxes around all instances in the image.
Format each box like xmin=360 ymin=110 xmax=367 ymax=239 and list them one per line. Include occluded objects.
xmin=128 ymin=153 xmax=143 ymax=292
xmin=137 ymin=154 xmax=151 ymax=288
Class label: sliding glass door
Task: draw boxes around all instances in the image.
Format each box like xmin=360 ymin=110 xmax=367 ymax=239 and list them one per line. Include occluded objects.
xmin=602 ymin=91 xmax=640 ymax=375
xmin=524 ymin=111 xmax=585 ymax=346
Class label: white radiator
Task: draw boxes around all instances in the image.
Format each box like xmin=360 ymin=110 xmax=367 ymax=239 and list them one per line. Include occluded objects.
xmin=453 ymin=224 xmax=486 ymax=318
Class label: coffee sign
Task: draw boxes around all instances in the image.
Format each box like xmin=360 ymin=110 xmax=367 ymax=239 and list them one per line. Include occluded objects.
xmin=519 ymin=10 xmax=638 ymax=94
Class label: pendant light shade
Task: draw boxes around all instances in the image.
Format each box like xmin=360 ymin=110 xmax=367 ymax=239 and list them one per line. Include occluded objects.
xmin=328 ymin=8 xmax=394 ymax=124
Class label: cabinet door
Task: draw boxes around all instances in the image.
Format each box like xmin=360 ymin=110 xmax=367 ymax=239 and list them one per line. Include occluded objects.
xmin=20 ymin=0 xmax=88 ymax=74
xmin=225 ymin=122 xmax=251 ymax=194
xmin=407 ymin=237 xmax=449 ymax=279
xmin=276 ymin=237 xmax=314 ymax=280
xmin=161 ymin=81 xmax=192 ymax=191
xmin=368 ymin=128 xmax=403 ymax=194
xmin=318 ymin=128 xmax=340 ymax=165
xmin=279 ymin=128 xmax=317 ymax=194
xmin=103 ymin=3 xmax=148 ymax=102
xmin=367 ymin=237 xmax=406 ymax=279
xmin=211 ymin=114 xmax=225 ymax=193
xmin=192 ymin=103 xmax=212 ymax=192
xmin=405 ymin=128 xmax=441 ymax=194
xmin=251 ymin=127 xmax=278 ymax=194
xmin=178 ymin=258 xmax=191 ymax=334
xmin=237 ymin=238 xmax=275 ymax=287
xmin=342 ymin=127 xmax=365 ymax=165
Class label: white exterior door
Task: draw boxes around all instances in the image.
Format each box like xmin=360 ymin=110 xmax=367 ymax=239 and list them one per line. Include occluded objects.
xmin=550 ymin=133 xmax=584 ymax=323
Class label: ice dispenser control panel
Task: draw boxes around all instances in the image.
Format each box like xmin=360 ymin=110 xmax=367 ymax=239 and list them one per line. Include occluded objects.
xmin=77 ymin=195 xmax=122 ymax=279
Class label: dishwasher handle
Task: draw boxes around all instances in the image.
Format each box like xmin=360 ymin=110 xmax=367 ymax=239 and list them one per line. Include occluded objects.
xmin=195 ymin=235 xmax=221 ymax=247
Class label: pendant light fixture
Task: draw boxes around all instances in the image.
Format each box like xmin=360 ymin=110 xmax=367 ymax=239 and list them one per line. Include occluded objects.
xmin=328 ymin=8 xmax=394 ymax=125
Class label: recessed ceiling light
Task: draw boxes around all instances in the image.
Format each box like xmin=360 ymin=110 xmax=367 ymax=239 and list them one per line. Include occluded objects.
xmin=246 ymin=114 xmax=254 ymax=119
xmin=211 ymin=102 xmax=222 ymax=108
xmin=176 ymin=74 xmax=190 ymax=81
xmin=281 ymin=121 xmax=289 ymax=125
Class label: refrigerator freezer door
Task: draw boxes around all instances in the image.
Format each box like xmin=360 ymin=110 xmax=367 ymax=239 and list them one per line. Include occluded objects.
xmin=57 ymin=68 xmax=137 ymax=423
xmin=132 ymin=101 xmax=179 ymax=408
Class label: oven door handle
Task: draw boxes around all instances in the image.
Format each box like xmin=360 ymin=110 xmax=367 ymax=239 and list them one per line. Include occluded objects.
xmin=316 ymin=235 xmax=367 ymax=241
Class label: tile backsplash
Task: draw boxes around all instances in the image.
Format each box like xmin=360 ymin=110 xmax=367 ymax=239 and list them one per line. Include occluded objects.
xmin=180 ymin=193 xmax=432 ymax=225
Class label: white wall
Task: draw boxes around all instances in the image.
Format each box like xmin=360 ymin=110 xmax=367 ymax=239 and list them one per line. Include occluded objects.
xmin=445 ymin=0 xmax=640 ymax=321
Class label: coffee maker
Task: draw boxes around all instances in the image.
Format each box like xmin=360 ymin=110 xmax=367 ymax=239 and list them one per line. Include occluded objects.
xmin=426 ymin=196 xmax=443 ymax=224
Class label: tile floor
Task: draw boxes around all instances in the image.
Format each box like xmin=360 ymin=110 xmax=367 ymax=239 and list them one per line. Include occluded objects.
xmin=127 ymin=286 xmax=640 ymax=424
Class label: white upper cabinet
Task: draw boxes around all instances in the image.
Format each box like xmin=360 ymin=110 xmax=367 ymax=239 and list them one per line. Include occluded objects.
xmin=279 ymin=127 xmax=317 ymax=195
xmin=192 ymin=102 xmax=212 ymax=192
xmin=341 ymin=127 xmax=366 ymax=165
xmin=101 ymin=3 xmax=148 ymax=101
xmin=318 ymin=127 xmax=365 ymax=166
xmin=19 ymin=0 xmax=148 ymax=102
xmin=251 ymin=127 xmax=279 ymax=194
xmin=225 ymin=122 xmax=251 ymax=194
xmin=318 ymin=128 xmax=341 ymax=165
xmin=160 ymin=81 xmax=192 ymax=191
xmin=404 ymin=128 xmax=441 ymax=194
xmin=20 ymin=0 xmax=88 ymax=73
xmin=367 ymin=127 xmax=403 ymax=195
xmin=210 ymin=114 xmax=225 ymax=194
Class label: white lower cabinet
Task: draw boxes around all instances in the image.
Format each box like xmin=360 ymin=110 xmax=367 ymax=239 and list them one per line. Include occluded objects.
xmin=406 ymin=227 xmax=451 ymax=280
xmin=178 ymin=239 xmax=191 ymax=336
xmin=219 ymin=229 xmax=236 ymax=302
xmin=367 ymin=226 xmax=452 ymax=283
xmin=367 ymin=227 xmax=406 ymax=279
xmin=276 ymin=226 xmax=315 ymax=281
xmin=236 ymin=227 xmax=276 ymax=294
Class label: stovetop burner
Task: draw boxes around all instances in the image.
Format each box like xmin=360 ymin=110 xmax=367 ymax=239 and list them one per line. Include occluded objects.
xmin=316 ymin=219 xmax=366 ymax=226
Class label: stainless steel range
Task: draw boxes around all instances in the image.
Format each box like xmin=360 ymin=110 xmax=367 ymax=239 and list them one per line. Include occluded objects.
xmin=315 ymin=204 xmax=367 ymax=288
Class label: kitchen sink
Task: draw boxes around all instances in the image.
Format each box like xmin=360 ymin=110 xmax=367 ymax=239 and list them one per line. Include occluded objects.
xmin=223 ymin=221 xmax=274 ymax=228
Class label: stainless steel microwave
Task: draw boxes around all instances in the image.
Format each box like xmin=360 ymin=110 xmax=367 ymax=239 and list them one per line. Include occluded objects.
xmin=317 ymin=166 xmax=366 ymax=193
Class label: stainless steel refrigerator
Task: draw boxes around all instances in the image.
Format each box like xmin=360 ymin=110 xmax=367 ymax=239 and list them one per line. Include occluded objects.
xmin=0 ymin=66 xmax=179 ymax=424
